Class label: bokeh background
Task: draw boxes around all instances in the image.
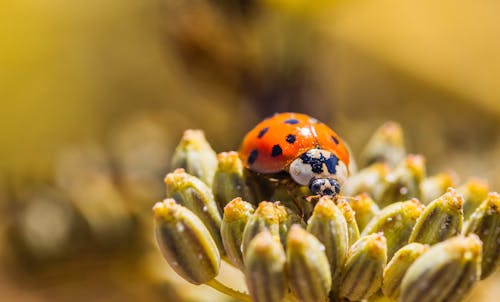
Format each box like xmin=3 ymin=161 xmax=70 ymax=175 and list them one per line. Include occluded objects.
xmin=1 ymin=0 xmax=499 ymax=301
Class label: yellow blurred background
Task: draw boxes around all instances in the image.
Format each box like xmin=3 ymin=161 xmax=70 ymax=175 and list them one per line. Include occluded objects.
xmin=1 ymin=0 xmax=499 ymax=301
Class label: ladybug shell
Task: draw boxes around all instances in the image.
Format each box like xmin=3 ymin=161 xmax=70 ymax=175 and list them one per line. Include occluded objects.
xmin=239 ymin=112 xmax=350 ymax=173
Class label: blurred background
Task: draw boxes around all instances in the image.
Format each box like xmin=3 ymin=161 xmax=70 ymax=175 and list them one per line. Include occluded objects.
xmin=1 ymin=0 xmax=499 ymax=301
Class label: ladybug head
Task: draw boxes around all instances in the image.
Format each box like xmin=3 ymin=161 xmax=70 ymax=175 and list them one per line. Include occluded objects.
xmin=309 ymin=178 xmax=341 ymax=196
xmin=289 ymin=148 xmax=348 ymax=196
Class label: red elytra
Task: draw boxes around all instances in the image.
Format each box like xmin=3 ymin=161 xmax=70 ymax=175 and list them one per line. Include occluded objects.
xmin=239 ymin=112 xmax=349 ymax=174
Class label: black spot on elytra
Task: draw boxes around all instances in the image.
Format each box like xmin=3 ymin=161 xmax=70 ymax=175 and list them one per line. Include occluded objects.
xmin=332 ymin=136 xmax=339 ymax=145
xmin=271 ymin=145 xmax=282 ymax=157
xmin=248 ymin=149 xmax=258 ymax=165
xmin=286 ymin=134 xmax=296 ymax=144
xmin=284 ymin=119 xmax=299 ymax=124
xmin=257 ymin=127 xmax=269 ymax=138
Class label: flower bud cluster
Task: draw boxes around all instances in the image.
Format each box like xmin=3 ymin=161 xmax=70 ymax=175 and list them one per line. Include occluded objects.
xmin=154 ymin=125 xmax=499 ymax=302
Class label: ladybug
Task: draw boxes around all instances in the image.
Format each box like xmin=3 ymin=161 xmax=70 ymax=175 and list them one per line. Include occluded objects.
xmin=240 ymin=112 xmax=350 ymax=196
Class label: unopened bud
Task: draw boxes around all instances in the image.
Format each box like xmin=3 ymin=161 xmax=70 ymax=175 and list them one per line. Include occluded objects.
xmin=463 ymin=192 xmax=500 ymax=278
xmin=348 ymin=193 xmax=380 ymax=232
xmin=244 ymin=231 xmax=287 ymax=302
xmin=359 ymin=121 xmax=406 ymax=168
xmin=307 ymin=196 xmax=348 ymax=291
xmin=342 ymin=163 xmax=390 ymax=202
xmin=458 ymin=178 xmax=490 ymax=220
xmin=221 ymin=197 xmax=254 ymax=269
xmin=421 ymin=172 xmax=458 ymax=204
xmin=241 ymin=202 xmax=281 ymax=255
xmin=287 ymin=225 xmax=332 ymax=302
xmin=401 ymin=235 xmax=482 ymax=302
xmin=377 ymin=154 xmax=425 ymax=207
xmin=382 ymin=243 xmax=428 ymax=299
xmin=409 ymin=188 xmax=463 ymax=245
xmin=165 ymin=169 xmax=223 ymax=252
xmin=362 ymin=199 xmax=424 ymax=259
xmin=339 ymin=233 xmax=387 ymax=301
xmin=213 ymin=152 xmax=255 ymax=209
xmin=153 ymin=199 xmax=220 ymax=284
xmin=171 ymin=129 xmax=217 ymax=186
xmin=337 ymin=199 xmax=360 ymax=246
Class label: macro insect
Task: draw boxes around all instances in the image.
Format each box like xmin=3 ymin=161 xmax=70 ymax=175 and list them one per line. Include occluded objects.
xmin=239 ymin=112 xmax=350 ymax=196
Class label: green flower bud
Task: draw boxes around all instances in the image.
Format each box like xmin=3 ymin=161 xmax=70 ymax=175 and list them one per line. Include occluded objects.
xmin=421 ymin=172 xmax=458 ymax=204
xmin=359 ymin=121 xmax=406 ymax=168
xmin=270 ymin=183 xmax=313 ymax=220
xmin=153 ymin=199 xmax=220 ymax=284
xmin=348 ymin=193 xmax=380 ymax=232
xmin=221 ymin=197 xmax=254 ymax=269
xmin=244 ymin=230 xmax=287 ymax=302
xmin=307 ymin=196 xmax=348 ymax=291
xmin=463 ymin=192 xmax=500 ymax=278
xmin=242 ymin=170 xmax=279 ymax=206
xmin=409 ymin=188 xmax=463 ymax=245
xmin=339 ymin=233 xmax=387 ymax=301
xmin=362 ymin=199 xmax=424 ymax=259
xmin=377 ymin=154 xmax=426 ymax=207
xmin=241 ymin=202 xmax=281 ymax=256
xmin=337 ymin=199 xmax=360 ymax=246
xmin=276 ymin=203 xmax=304 ymax=246
xmin=171 ymin=129 xmax=217 ymax=186
xmin=287 ymin=225 xmax=332 ymax=302
xmin=165 ymin=169 xmax=223 ymax=252
xmin=213 ymin=152 xmax=255 ymax=209
xmin=458 ymin=178 xmax=490 ymax=220
xmin=343 ymin=163 xmax=390 ymax=201
xmin=400 ymin=235 xmax=482 ymax=302
xmin=382 ymin=243 xmax=429 ymax=300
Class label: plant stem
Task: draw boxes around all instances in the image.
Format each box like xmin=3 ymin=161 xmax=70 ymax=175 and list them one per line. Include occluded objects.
xmin=205 ymin=279 xmax=252 ymax=302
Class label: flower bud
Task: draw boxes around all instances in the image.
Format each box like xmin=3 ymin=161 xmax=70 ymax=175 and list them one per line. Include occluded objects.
xmin=276 ymin=203 xmax=304 ymax=246
xmin=171 ymin=129 xmax=217 ymax=186
xmin=287 ymin=225 xmax=332 ymax=302
xmin=339 ymin=233 xmax=387 ymax=301
xmin=359 ymin=121 xmax=406 ymax=168
xmin=348 ymin=193 xmax=380 ymax=232
xmin=244 ymin=231 xmax=287 ymax=302
xmin=213 ymin=152 xmax=255 ymax=209
xmin=463 ymin=192 xmax=500 ymax=278
xmin=400 ymin=235 xmax=482 ymax=302
xmin=153 ymin=199 xmax=220 ymax=284
xmin=342 ymin=163 xmax=390 ymax=201
xmin=307 ymin=196 xmax=348 ymax=291
xmin=241 ymin=202 xmax=281 ymax=256
xmin=362 ymin=199 xmax=424 ymax=259
xmin=242 ymin=169 xmax=276 ymax=204
xmin=337 ymin=199 xmax=360 ymax=246
xmin=382 ymin=243 xmax=428 ymax=299
xmin=421 ymin=172 xmax=458 ymax=204
xmin=458 ymin=178 xmax=490 ymax=220
xmin=165 ymin=169 xmax=223 ymax=252
xmin=377 ymin=154 xmax=425 ymax=207
xmin=221 ymin=197 xmax=254 ymax=269
xmin=409 ymin=188 xmax=463 ymax=245
xmin=271 ymin=184 xmax=313 ymax=220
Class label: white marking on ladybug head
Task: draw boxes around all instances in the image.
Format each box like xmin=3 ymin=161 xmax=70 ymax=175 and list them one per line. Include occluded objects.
xmin=289 ymin=149 xmax=349 ymax=195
